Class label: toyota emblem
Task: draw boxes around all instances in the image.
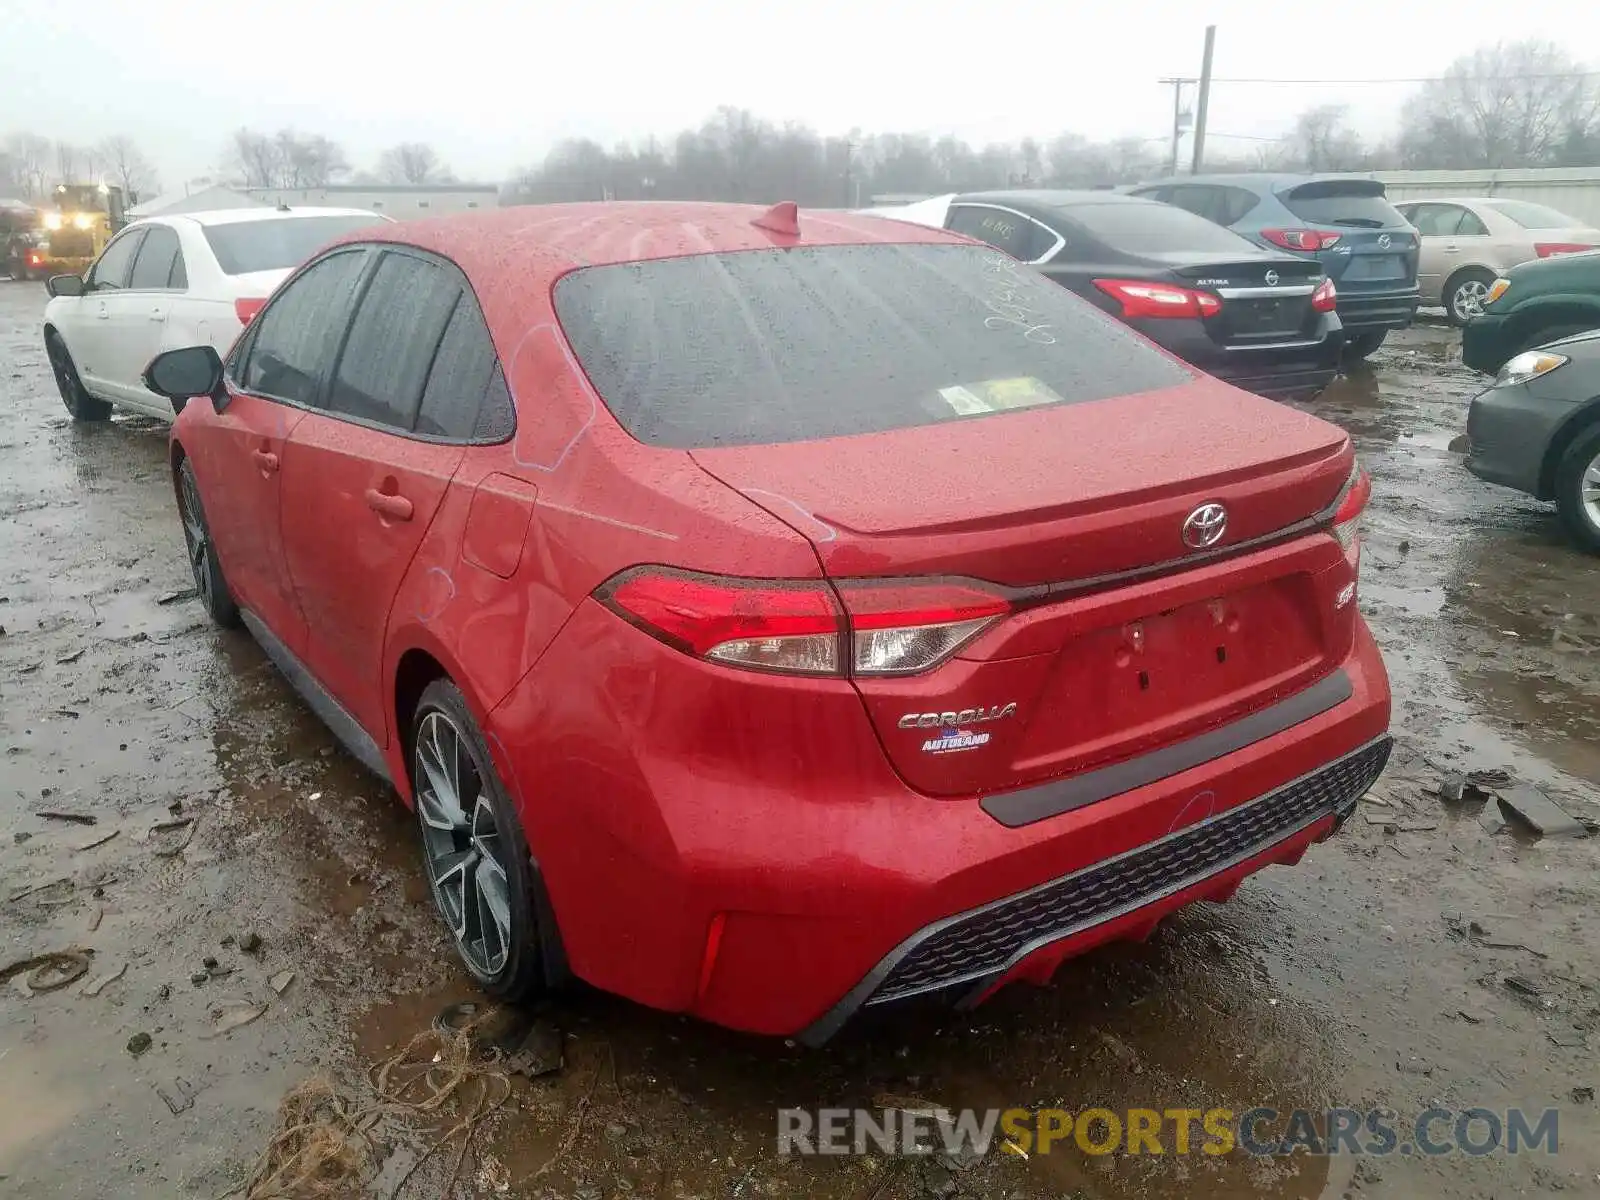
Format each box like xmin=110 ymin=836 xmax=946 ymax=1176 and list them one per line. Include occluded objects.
xmin=1377 ymin=233 xmax=1392 ymax=250
xmin=1264 ymin=270 xmax=1279 ymax=286
xmin=1181 ymin=503 xmax=1228 ymax=550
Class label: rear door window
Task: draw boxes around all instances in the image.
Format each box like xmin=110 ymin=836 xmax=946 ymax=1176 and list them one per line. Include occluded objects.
xmin=1282 ymin=182 xmax=1408 ymax=228
xmin=88 ymin=228 xmax=146 ymax=290
xmin=416 ymin=292 xmax=513 ymax=442
xmin=946 ymin=206 xmax=1057 ymax=262
xmin=128 ymin=225 xmax=181 ymax=290
xmin=553 ymin=243 xmax=1189 ymax=449
xmin=326 ymin=251 xmax=460 ymax=430
xmin=238 ymin=249 xmax=370 ymax=406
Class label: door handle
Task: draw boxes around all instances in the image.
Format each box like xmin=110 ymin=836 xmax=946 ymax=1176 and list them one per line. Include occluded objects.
xmin=96 ymin=303 xmax=109 ymax=320
xmin=365 ymin=488 xmax=414 ymax=522
xmin=1444 ymin=245 xmax=1460 ymax=253
xmin=251 ymin=448 xmax=279 ymax=473
xmin=149 ymin=307 xmax=166 ymax=321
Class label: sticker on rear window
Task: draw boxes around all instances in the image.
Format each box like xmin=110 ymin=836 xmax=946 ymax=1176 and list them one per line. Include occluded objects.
xmin=937 ymin=376 xmax=1064 ymax=416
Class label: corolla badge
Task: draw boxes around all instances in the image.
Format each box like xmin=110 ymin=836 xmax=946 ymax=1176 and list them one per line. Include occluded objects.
xmin=1181 ymin=503 xmax=1228 ymax=550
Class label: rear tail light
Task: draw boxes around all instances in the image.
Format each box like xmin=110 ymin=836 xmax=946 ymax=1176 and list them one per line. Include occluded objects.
xmin=1534 ymin=243 xmax=1594 ymax=258
xmin=1311 ymin=277 xmax=1337 ymax=312
xmin=1329 ymin=462 xmax=1371 ymax=569
xmin=596 ymin=567 xmax=1010 ymax=677
xmin=1092 ymin=278 xmax=1221 ymax=320
xmin=1261 ymin=228 xmax=1342 ymax=252
xmin=234 ymin=297 xmax=267 ymax=325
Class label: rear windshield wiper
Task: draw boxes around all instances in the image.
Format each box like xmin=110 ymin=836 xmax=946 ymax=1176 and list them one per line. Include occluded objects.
xmin=1329 ymin=218 xmax=1386 ymax=228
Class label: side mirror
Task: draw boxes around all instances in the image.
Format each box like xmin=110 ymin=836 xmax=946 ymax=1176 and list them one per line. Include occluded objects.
xmin=47 ymin=274 xmax=85 ymax=299
xmin=143 ymin=345 xmax=225 ymax=416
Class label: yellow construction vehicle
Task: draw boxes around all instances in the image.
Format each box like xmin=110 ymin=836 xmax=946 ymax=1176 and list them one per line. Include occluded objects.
xmin=36 ymin=183 xmax=128 ymax=276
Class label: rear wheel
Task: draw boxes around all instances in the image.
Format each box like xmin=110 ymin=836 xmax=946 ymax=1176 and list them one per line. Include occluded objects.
xmin=1554 ymin=421 xmax=1600 ymax=555
xmin=176 ymin=459 xmax=240 ymax=628
xmin=412 ymin=679 xmax=546 ymax=1000
xmin=1342 ymin=330 xmax=1389 ymax=360
xmin=1444 ymin=269 xmax=1497 ymax=326
xmin=45 ymin=332 xmax=111 ymax=421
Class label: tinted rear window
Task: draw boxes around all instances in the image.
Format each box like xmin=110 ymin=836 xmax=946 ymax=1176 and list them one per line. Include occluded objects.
xmin=554 ymin=244 xmax=1189 ymax=448
xmin=202 ymin=215 xmax=388 ymax=274
xmin=1482 ymin=200 xmax=1582 ymax=230
xmin=1063 ymin=201 xmax=1261 ymax=254
xmin=1282 ymin=183 xmax=1407 ymax=229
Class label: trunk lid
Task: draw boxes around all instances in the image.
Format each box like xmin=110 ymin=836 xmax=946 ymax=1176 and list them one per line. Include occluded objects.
xmin=694 ymin=377 xmax=1359 ymax=797
xmin=1278 ymin=179 xmax=1418 ymax=293
xmin=1168 ymin=256 xmax=1323 ymax=344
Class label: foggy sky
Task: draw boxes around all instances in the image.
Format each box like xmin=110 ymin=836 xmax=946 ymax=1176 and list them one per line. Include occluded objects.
xmin=2 ymin=0 xmax=1592 ymax=187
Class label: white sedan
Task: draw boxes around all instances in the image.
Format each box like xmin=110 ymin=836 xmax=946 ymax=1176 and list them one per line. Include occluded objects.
xmin=42 ymin=207 xmax=391 ymax=421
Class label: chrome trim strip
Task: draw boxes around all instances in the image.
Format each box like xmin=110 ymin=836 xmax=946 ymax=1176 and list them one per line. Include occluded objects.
xmin=1217 ymin=284 xmax=1316 ymax=298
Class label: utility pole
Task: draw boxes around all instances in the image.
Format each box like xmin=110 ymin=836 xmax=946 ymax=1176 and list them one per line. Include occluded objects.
xmin=1159 ymin=77 xmax=1191 ymax=175
xmin=1190 ymin=24 xmax=1217 ymax=173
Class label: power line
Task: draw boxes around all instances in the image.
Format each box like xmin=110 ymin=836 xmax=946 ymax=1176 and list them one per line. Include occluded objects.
xmin=1191 ymin=71 xmax=1600 ymax=85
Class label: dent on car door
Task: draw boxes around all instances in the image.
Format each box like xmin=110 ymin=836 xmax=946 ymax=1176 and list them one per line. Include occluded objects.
xmin=66 ymin=226 xmax=145 ymax=391
xmin=278 ymin=249 xmax=471 ymax=743
xmin=195 ymin=248 xmax=373 ymax=659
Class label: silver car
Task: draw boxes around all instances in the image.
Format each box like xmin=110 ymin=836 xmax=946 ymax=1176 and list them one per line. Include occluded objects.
xmin=1394 ymin=197 xmax=1600 ymax=325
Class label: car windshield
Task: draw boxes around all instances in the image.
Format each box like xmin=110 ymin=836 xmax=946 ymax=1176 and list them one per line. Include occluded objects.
xmin=553 ymin=243 xmax=1190 ymax=449
xmin=1483 ymin=200 xmax=1583 ymax=230
xmin=201 ymin=215 xmax=388 ymax=275
xmin=1062 ymin=201 xmax=1262 ymax=255
xmin=1282 ymin=183 xmax=1408 ymax=229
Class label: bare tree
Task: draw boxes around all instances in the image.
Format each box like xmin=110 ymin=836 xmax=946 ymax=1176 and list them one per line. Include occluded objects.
xmin=3 ymin=133 xmax=52 ymax=198
xmin=54 ymin=141 xmax=80 ymax=183
xmin=377 ymin=142 xmax=449 ymax=184
xmin=1289 ymin=105 xmax=1367 ymax=171
xmin=1398 ymin=40 xmax=1600 ymax=168
xmin=97 ymin=135 xmax=159 ymax=199
xmin=230 ymin=128 xmax=279 ymax=187
xmin=229 ymin=127 xmax=350 ymax=188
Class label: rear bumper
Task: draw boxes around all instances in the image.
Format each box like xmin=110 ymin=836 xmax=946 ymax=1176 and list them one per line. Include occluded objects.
xmin=1137 ymin=318 xmax=1344 ymax=401
xmin=488 ymin=607 xmax=1392 ymax=1040
xmin=1335 ymin=288 xmax=1420 ymax=333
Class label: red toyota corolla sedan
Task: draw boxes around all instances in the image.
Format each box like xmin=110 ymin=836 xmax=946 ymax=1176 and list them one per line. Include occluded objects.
xmin=142 ymin=201 xmax=1391 ymax=1043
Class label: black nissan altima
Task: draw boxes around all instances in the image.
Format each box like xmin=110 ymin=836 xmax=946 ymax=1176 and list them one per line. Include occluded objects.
xmin=865 ymin=190 xmax=1344 ymax=401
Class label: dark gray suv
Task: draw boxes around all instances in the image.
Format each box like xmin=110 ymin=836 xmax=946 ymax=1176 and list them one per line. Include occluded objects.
xmin=1128 ymin=175 xmax=1420 ymax=360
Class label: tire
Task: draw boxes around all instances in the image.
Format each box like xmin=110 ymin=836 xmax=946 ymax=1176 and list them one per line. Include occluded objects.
xmin=1444 ymin=268 xmax=1497 ymax=327
xmin=45 ymin=332 xmax=112 ymax=421
xmin=411 ymin=679 xmax=546 ymax=1000
xmin=175 ymin=458 xmax=241 ymax=628
xmin=1515 ymin=323 xmax=1594 ymax=358
xmin=1342 ymin=329 xmax=1389 ymax=360
xmin=1554 ymin=421 xmax=1600 ymax=555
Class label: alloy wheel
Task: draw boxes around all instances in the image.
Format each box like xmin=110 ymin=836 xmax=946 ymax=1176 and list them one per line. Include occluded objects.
xmin=178 ymin=468 xmax=214 ymax=612
xmin=415 ymin=711 xmax=514 ymax=977
xmin=1583 ymin=448 xmax=1600 ymax=533
xmin=1452 ymin=279 xmax=1489 ymax=323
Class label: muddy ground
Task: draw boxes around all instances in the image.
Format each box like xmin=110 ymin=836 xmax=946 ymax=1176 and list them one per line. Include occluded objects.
xmin=1 ymin=279 xmax=1597 ymax=1200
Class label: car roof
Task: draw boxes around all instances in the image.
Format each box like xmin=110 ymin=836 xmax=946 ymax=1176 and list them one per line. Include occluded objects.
xmin=952 ymin=189 xmax=1160 ymax=211
xmin=162 ymin=206 xmax=386 ymax=227
xmin=325 ymin=201 xmax=968 ymax=273
xmin=1133 ymin=173 xmax=1378 ymax=192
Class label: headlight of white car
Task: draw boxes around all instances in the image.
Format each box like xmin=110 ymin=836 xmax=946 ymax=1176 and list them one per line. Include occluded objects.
xmin=1493 ymin=351 xmax=1568 ymax=388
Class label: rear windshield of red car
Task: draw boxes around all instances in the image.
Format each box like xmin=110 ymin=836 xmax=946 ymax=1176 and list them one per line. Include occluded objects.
xmin=202 ymin=215 xmax=389 ymax=275
xmin=553 ymin=243 xmax=1191 ymax=448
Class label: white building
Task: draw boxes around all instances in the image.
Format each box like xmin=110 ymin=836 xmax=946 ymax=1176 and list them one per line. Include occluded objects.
xmin=129 ymin=182 xmax=502 ymax=221
xmin=241 ymin=183 xmax=501 ymax=217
